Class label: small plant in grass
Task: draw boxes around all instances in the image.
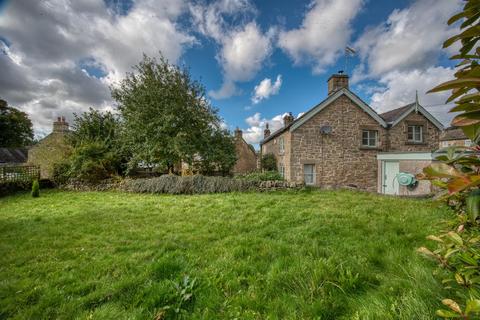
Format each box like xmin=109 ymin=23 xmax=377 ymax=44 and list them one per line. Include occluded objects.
xmin=31 ymin=179 xmax=40 ymax=197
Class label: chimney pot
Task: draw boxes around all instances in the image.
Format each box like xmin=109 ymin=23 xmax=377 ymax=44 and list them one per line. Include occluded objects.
xmin=53 ymin=116 xmax=69 ymax=132
xmin=327 ymin=74 xmax=349 ymax=95
xmin=264 ymin=123 xmax=271 ymax=139
xmin=234 ymin=127 xmax=242 ymax=139
xmin=283 ymin=112 xmax=294 ymax=127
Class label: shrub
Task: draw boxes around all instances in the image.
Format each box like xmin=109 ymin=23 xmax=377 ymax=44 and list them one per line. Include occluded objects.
xmin=0 ymin=181 xmax=31 ymax=197
xmin=122 ymin=175 xmax=257 ymax=194
xmin=31 ymin=179 xmax=40 ymax=198
xmin=236 ymin=171 xmax=283 ymax=182
xmin=261 ymin=154 xmax=277 ymax=171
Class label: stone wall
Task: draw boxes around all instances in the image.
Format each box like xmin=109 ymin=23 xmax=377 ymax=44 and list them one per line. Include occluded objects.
xmin=28 ymin=131 xmax=71 ymax=179
xmin=233 ymin=131 xmax=257 ymax=175
xmin=388 ymin=112 xmax=440 ymax=152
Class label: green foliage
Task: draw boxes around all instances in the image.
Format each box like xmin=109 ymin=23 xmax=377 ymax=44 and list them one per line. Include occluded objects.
xmin=111 ymin=54 xmax=234 ymax=173
xmin=61 ymin=109 xmax=127 ymax=183
xmin=236 ymin=170 xmax=284 ymax=182
xmin=68 ymin=141 xmax=122 ymax=183
xmin=195 ymin=129 xmax=237 ymax=176
xmin=0 ymin=98 xmax=33 ymax=147
xmin=122 ymin=175 xmax=257 ymax=194
xmin=0 ymin=190 xmax=452 ymax=319
xmin=31 ymin=179 xmax=39 ymax=198
xmin=0 ymin=180 xmax=31 ymax=197
xmin=261 ymin=153 xmax=277 ymax=171
xmin=419 ymin=2 xmax=480 ymax=317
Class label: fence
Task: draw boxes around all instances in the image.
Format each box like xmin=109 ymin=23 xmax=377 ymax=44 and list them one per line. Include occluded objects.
xmin=0 ymin=165 xmax=40 ymax=183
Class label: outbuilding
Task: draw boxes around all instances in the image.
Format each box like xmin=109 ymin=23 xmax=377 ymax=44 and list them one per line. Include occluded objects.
xmin=377 ymin=152 xmax=434 ymax=196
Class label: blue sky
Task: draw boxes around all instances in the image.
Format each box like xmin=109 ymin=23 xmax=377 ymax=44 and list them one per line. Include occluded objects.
xmin=0 ymin=0 xmax=461 ymax=145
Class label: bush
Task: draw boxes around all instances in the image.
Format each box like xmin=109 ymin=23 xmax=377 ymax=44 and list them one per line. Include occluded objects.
xmin=0 ymin=181 xmax=31 ymax=197
xmin=31 ymin=179 xmax=39 ymax=198
xmin=122 ymin=175 xmax=257 ymax=194
xmin=261 ymin=154 xmax=277 ymax=171
xmin=236 ymin=171 xmax=283 ymax=182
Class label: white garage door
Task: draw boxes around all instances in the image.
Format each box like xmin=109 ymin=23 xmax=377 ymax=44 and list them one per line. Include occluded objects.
xmin=383 ymin=161 xmax=399 ymax=195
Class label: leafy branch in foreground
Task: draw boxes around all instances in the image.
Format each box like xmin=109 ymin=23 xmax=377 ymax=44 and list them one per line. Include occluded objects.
xmin=419 ymin=1 xmax=480 ymax=318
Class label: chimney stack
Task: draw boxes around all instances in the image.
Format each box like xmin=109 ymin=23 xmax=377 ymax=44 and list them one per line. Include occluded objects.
xmin=283 ymin=112 xmax=294 ymax=127
xmin=264 ymin=123 xmax=271 ymax=139
xmin=327 ymin=72 xmax=349 ymax=95
xmin=234 ymin=127 xmax=242 ymax=139
xmin=53 ymin=116 xmax=69 ymax=133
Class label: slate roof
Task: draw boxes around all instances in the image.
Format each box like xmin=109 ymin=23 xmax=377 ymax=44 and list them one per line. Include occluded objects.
xmin=0 ymin=148 xmax=28 ymax=164
xmin=379 ymin=103 xmax=414 ymax=123
xmin=440 ymin=126 xmax=468 ymax=141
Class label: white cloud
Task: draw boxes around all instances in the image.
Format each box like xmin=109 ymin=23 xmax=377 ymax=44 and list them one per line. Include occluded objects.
xmin=354 ymin=0 xmax=461 ymax=78
xmin=0 ymin=0 xmax=196 ymax=134
xmin=252 ymin=75 xmax=282 ymax=104
xmin=370 ymin=66 xmax=455 ymax=126
xmin=191 ymin=1 xmax=275 ymax=99
xmin=243 ymin=112 xmax=288 ymax=144
xmin=278 ymin=0 xmax=364 ymax=74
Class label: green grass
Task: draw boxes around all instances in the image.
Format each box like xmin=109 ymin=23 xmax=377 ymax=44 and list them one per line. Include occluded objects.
xmin=0 ymin=190 xmax=451 ymax=319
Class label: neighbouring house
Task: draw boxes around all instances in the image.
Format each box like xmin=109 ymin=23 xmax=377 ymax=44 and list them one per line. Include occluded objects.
xmin=28 ymin=117 xmax=71 ymax=179
xmin=260 ymin=73 xmax=443 ymax=195
xmin=440 ymin=126 xmax=472 ymax=148
xmin=0 ymin=148 xmax=28 ymax=166
xmin=232 ymin=128 xmax=257 ymax=175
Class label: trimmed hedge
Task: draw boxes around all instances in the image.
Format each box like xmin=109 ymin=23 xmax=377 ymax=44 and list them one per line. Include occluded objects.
xmin=236 ymin=171 xmax=283 ymax=182
xmin=122 ymin=175 xmax=258 ymax=194
xmin=0 ymin=181 xmax=31 ymax=197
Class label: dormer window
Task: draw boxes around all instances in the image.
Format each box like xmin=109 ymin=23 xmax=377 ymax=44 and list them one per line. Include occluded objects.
xmin=362 ymin=130 xmax=378 ymax=147
xmin=408 ymin=125 xmax=423 ymax=143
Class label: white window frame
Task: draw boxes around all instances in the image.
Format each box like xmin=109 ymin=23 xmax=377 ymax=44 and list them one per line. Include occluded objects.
xmin=279 ymin=137 xmax=285 ymax=154
xmin=279 ymin=163 xmax=285 ymax=178
xmin=303 ymin=164 xmax=315 ymax=186
xmin=361 ymin=130 xmax=378 ymax=147
xmin=407 ymin=125 xmax=423 ymax=143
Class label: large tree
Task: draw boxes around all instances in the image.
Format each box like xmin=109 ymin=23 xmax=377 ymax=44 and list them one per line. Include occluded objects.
xmin=0 ymin=99 xmax=33 ymax=147
xmin=111 ymin=54 xmax=235 ymax=173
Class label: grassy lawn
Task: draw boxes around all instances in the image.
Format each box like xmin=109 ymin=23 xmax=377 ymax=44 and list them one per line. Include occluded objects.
xmin=0 ymin=190 xmax=451 ymax=319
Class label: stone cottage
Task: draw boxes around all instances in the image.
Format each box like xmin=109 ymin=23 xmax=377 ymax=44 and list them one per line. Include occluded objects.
xmin=28 ymin=117 xmax=71 ymax=179
xmin=232 ymin=128 xmax=257 ymax=175
xmin=260 ymin=73 xmax=443 ymax=194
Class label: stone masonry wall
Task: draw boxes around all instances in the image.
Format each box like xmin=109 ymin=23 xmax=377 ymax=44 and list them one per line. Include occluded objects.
xmin=233 ymin=137 xmax=257 ymax=175
xmin=290 ymin=95 xmax=387 ymax=192
xmin=28 ymin=132 xmax=71 ymax=179
xmin=261 ymin=131 xmax=292 ymax=180
xmin=388 ymin=112 xmax=440 ymax=152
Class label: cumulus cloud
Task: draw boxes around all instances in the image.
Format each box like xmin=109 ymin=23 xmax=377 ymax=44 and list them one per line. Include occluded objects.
xmin=370 ymin=66 xmax=455 ymax=126
xmin=242 ymin=112 xmax=288 ymax=145
xmin=0 ymin=0 xmax=195 ymax=134
xmin=278 ymin=0 xmax=364 ymax=74
xmin=190 ymin=1 xmax=275 ymax=99
xmin=353 ymin=0 xmax=461 ymax=79
xmin=251 ymin=75 xmax=282 ymax=104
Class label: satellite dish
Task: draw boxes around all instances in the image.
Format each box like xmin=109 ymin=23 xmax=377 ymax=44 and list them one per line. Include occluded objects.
xmin=320 ymin=125 xmax=332 ymax=135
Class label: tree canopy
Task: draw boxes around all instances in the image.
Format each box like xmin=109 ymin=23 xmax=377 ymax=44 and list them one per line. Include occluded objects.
xmin=111 ymin=54 xmax=235 ymax=173
xmin=0 ymin=98 xmax=34 ymax=147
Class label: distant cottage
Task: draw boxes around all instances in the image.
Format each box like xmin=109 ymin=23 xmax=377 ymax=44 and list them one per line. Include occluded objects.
xmin=28 ymin=117 xmax=71 ymax=179
xmin=232 ymin=128 xmax=257 ymax=175
xmin=260 ymin=73 xmax=443 ymax=196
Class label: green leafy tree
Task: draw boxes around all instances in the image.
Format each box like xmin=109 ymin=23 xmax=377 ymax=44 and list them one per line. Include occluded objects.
xmin=419 ymin=1 xmax=480 ymax=318
xmin=60 ymin=108 xmax=128 ymax=183
xmin=196 ymin=129 xmax=237 ymax=175
xmin=0 ymin=98 xmax=33 ymax=147
xmin=261 ymin=153 xmax=277 ymax=172
xmin=111 ymin=54 xmax=234 ymax=174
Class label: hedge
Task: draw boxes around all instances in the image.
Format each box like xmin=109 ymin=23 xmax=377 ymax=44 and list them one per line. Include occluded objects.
xmin=121 ymin=175 xmax=258 ymax=194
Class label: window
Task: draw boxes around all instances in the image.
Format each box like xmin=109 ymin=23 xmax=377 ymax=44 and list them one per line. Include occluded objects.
xmin=304 ymin=164 xmax=315 ymax=185
xmin=279 ymin=137 xmax=285 ymax=154
xmin=279 ymin=163 xmax=285 ymax=178
xmin=407 ymin=125 xmax=423 ymax=143
xmin=362 ymin=130 xmax=378 ymax=147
